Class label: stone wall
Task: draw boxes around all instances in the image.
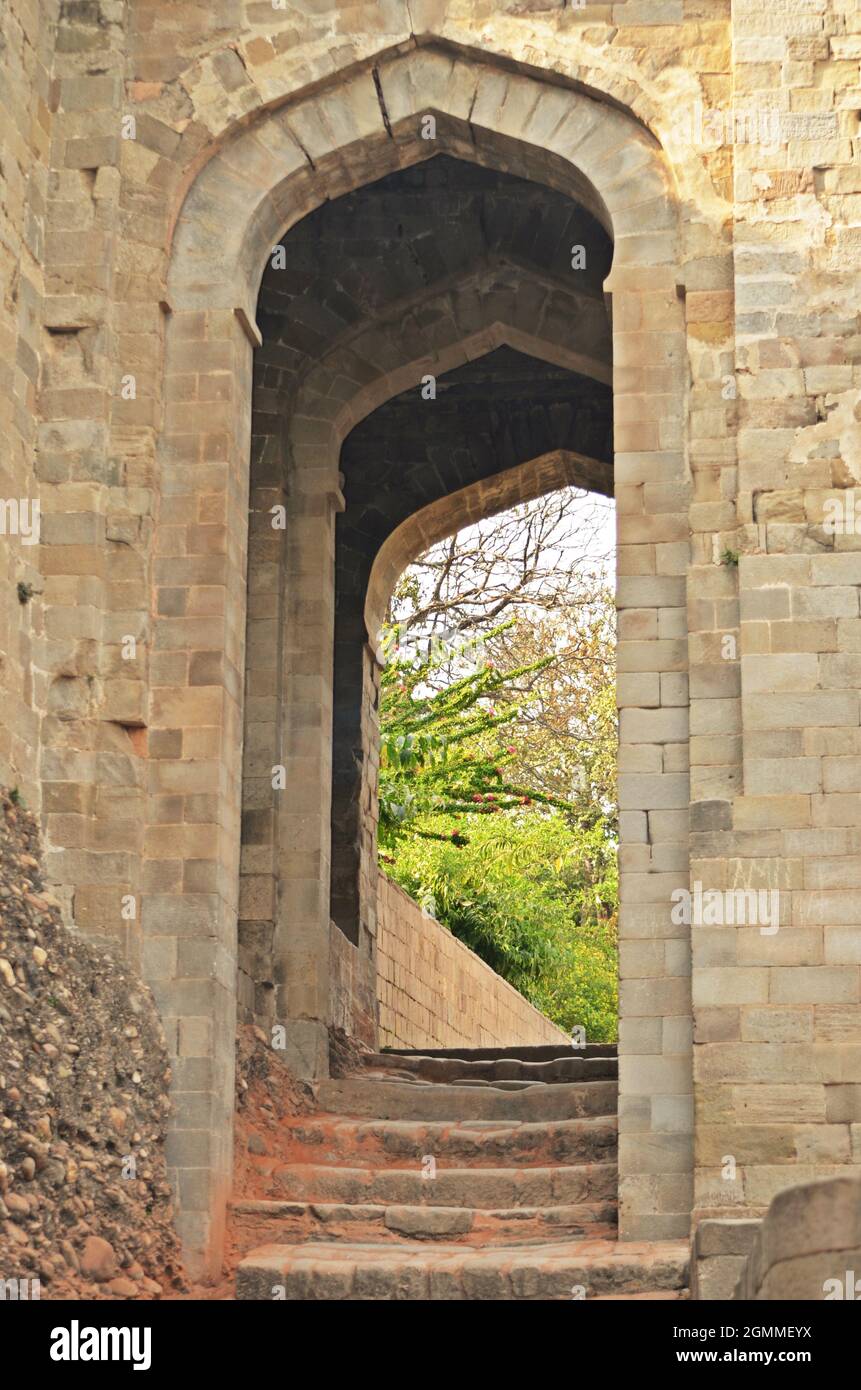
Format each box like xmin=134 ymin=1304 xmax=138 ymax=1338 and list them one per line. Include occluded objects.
xmin=732 ymin=1175 xmax=861 ymax=1301
xmin=0 ymin=0 xmax=859 ymax=1277
xmin=0 ymin=0 xmax=55 ymax=796
xmin=376 ymin=875 xmax=569 ymax=1051
xmin=690 ymin=1216 xmax=760 ymax=1300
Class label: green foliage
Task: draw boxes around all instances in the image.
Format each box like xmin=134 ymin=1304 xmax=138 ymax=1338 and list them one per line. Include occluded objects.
xmin=386 ymin=812 xmax=617 ymax=1041
xmin=378 ymin=618 xmax=618 ymax=1041
xmin=378 ymin=621 xmax=573 ymax=850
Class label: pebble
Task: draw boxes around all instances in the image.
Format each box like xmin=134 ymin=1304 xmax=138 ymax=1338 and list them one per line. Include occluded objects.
xmin=60 ymin=1240 xmax=80 ymax=1271
xmin=80 ymin=1235 xmax=117 ymax=1283
xmin=107 ymin=1276 xmax=139 ymax=1297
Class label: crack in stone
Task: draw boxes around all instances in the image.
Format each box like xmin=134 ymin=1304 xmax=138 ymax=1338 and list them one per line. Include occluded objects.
xmin=372 ymin=66 xmax=393 ymax=139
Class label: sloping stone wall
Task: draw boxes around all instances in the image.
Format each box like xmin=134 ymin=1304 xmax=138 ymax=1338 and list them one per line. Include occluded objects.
xmin=376 ymin=875 xmax=569 ymax=1050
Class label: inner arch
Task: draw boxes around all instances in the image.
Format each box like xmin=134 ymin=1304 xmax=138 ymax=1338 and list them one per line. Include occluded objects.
xmin=330 ymin=344 xmax=612 ymax=944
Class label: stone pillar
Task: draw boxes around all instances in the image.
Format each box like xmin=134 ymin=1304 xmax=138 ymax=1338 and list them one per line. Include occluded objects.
xmin=611 ymin=266 xmax=694 ymax=1241
xmin=143 ymin=306 xmax=252 ymax=1275
xmin=272 ymin=419 xmax=342 ymax=1078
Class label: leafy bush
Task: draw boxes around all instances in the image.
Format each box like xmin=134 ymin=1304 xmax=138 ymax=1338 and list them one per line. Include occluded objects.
xmin=377 ymin=560 xmax=618 ymax=1042
xmin=385 ymin=811 xmax=618 ymax=1041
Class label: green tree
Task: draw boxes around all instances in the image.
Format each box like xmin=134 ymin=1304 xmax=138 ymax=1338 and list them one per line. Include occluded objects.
xmin=386 ymin=812 xmax=617 ymax=1040
xmin=378 ymin=616 xmax=618 ymax=1041
xmin=378 ymin=621 xmax=573 ymax=851
xmin=377 ymin=487 xmax=618 ymax=1041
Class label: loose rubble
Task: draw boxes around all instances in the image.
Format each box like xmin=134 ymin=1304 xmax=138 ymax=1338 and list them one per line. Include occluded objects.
xmin=0 ymin=790 xmax=184 ymax=1299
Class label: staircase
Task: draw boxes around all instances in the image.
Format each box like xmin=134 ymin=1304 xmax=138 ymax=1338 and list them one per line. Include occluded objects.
xmin=234 ymin=1044 xmax=689 ymax=1300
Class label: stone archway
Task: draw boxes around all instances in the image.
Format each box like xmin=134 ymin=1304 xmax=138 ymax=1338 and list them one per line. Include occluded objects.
xmin=329 ymin=342 xmax=612 ymax=1030
xmin=241 ymin=161 xmax=615 ymax=1067
xmin=150 ymin=44 xmax=690 ymax=1271
xmin=365 ymin=445 xmax=612 ymax=643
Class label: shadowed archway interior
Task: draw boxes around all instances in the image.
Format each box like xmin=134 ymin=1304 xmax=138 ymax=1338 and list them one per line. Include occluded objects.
xmin=240 ymin=153 xmax=614 ymax=1029
xmin=332 ymin=345 xmax=613 ymax=943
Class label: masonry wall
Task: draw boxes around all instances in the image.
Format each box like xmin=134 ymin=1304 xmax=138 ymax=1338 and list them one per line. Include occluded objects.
xmin=0 ymin=0 xmax=859 ymax=1276
xmin=690 ymin=0 xmax=861 ymax=1227
xmin=0 ymin=0 xmax=55 ymax=796
xmin=732 ymin=1175 xmax=861 ymax=1300
xmin=376 ymin=875 xmax=569 ymax=1051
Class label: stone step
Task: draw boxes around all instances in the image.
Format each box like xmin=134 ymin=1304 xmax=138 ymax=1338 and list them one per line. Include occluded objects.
xmin=236 ymin=1237 xmax=689 ymax=1300
xmin=381 ymin=1044 xmax=617 ymax=1061
xmin=231 ymin=1198 xmax=617 ymax=1251
xmin=315 ymin=1077 xmax=617 ymax=1122
xmin=260 ymin=1161 xmax=617 ymax=1208
xmin=252 ymin=1113 xmax=617 ymax=1169
xmin=592 ymin=1290 xmax=689 ymax=1301
xmin=362 ymin=1053 xmax=618 ymax=1084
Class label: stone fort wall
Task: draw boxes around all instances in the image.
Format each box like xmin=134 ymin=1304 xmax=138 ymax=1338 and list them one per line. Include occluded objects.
xmin=0 ymin=0 xmax=859 ymax=1274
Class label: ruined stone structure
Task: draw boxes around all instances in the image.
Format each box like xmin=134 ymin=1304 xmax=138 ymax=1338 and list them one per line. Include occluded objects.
xmin=2 ymin=0 xmax=861 ymax=1281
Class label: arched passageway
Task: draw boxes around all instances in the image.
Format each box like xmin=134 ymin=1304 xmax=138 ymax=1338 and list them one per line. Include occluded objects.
xmin=330 ymin=343 xmax=611 ymax=948
xmin=239 ymin=155 xmax=615 ymax=1051
xmin=149 ymin=47 xmax=691 ymax=1269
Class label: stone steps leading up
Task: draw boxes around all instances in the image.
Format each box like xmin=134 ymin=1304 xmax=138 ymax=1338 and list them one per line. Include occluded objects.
xmin=236 ymin=1237 xmax=689 ymax=1301
xmin=231 ymin=1198 xmax=617 ymax=1252
xmin=250 ymin=1113 xmax=618 ymax=1169
xmin=235 ymin=1042 xmax=688 ymax=1300
xmin=380 ymin=1044 xmax=617 ymax=1061
xmin=361 ymin=1052 xmax=618 ymax=1084
xmin=261 ymin=1161 xmax=618 ymax=1208
xmin=316 ymin=1077 xmax=618 ymax=1121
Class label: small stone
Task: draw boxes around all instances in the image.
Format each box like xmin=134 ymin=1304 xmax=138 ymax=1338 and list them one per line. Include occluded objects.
xmin=0 ymin=959 xmax=15 ymax=987
xmin=19 ymin=1157 xmax=36 ymax=1181
xmin=32 ymin=947 xmax=47 ymax=967
xmin=60 ymin=1240 xmax=80 ymax=1271
xmin=80 ymin=1236 xmax=118 ymax=1283
xmin=107 ymin=1276 xmax=139 ymax=1297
